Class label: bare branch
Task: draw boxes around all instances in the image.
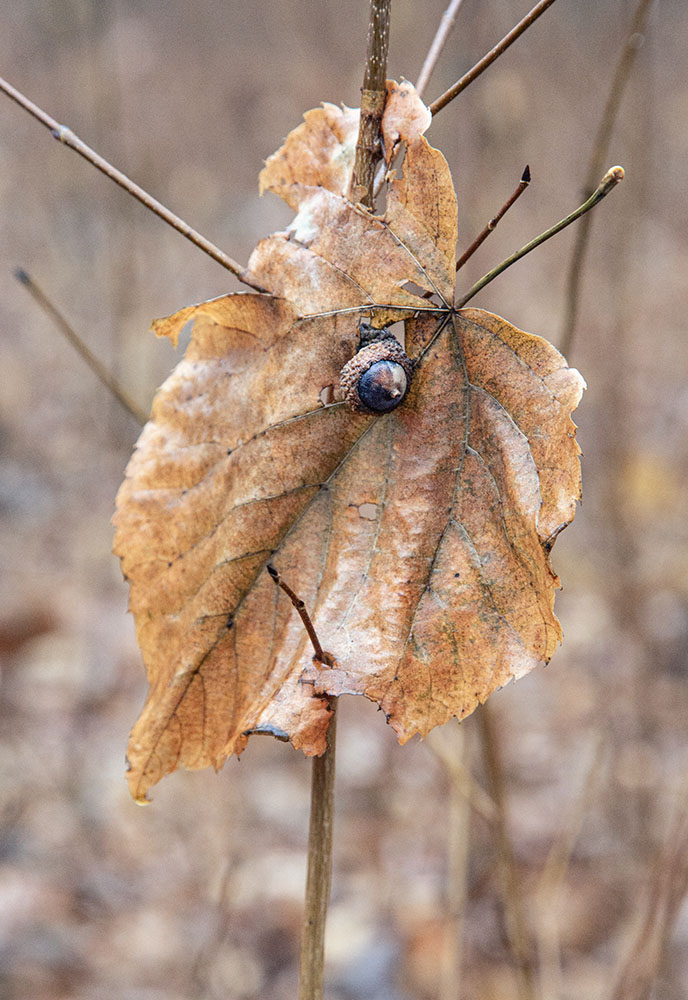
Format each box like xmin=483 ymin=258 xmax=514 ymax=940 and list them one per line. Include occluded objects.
xmin=0 ymin=76 xmax=265 ymax=290
xmin=425 ymin=727 xmax=497 ymax=824
xmin=415 ymin=0 xmax=466 ymax=99
xmin=455 ymin=166 xmax=624 ymax=309
xmin=430 ymin=0 xmax=559 ymax=116
xmin=455 ymin=165 xmax=531 ymax=272
xmin=15 ymin=268 xmax=148 ymax=426
xmin=426 ymin=724 xmax=472 ymax=1000
xmin=535 ymin=736 xmax=608 ymax=1000
xmin=559 ymin=0 xmax=653 ymax=356
xmin=609 ymin=792 xmax=688 ymax=1000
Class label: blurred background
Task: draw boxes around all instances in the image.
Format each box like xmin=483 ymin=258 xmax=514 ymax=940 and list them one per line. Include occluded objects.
xmin=1 ymin=0 xmax=687 ymax=997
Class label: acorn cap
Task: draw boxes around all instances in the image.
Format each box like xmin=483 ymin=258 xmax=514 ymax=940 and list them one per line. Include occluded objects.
xmin=340 ymin=336 xmax=414 ymax=413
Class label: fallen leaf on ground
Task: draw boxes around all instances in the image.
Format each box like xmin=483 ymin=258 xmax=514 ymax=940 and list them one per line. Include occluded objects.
xmin=114 ymin=83 xmax=584 ymax=802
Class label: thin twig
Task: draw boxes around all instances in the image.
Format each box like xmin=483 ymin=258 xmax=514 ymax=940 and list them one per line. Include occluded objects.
xmin=415 ymin=0 xmax=466 ymax=99
xmin=429 ymin=0 xmax=559 ymax=116
xmin=267 ymin=566 xmax=336 ymax=1000
xmin=266 ymin=565 xmax=334 ymax=667
xmin=535 ymin=735 xmax=607 ymax=1000
xmin=455 ymin=165 xmax=531 ymax=272
xmin=0 ymin=76 xmax=265 ymax=290
xmin=478 ymin=703 xmax=536 ymax=1000
xmin=609 ymin=786 xmax=688 ymax=1000
xmin=425 ymin=728 xmax=497 ymax=824
xmin=559 ymin=0 xmax=653 ymax=356
xmin=15 ymin=268 xmax=148 ymax=426
xmin=426 ymin=724 xmax=472 ymax=1000
xmin=349 ymin=0 xmax=392 ymax=208
xmin=455 ymin=166 xmax=624 ymax=309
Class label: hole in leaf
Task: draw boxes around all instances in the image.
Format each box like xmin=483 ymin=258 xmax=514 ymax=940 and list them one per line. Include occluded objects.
xmin=319 ymin=384 xmax=335 ymax=405
xmin=389 ymin=140 xmax=407 ymax=179
xmin=387 ymin=319 xmax=405 ymax=349
xmin=358 ymin=503 xmax=378 ymax=520
xmin=401 ymin=280 xmax=433 ymax=300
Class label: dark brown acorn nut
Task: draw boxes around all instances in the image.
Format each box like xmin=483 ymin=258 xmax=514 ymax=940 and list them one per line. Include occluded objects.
xmin=340 ymin=335 xmax=414 ymax=414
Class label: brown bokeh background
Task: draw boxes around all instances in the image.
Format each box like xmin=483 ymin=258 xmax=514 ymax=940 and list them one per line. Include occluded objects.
xmin=1 ymin=1 xmax=687 ymax=998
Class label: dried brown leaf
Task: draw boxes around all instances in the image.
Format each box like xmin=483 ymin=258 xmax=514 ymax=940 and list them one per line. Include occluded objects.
xmin=382 ymin=80 xmax=433 ymax=161
xmin=115 ymin=83 xmax=584 ymax=801
xmin=259 ymin=103 xmax=359 ymax=206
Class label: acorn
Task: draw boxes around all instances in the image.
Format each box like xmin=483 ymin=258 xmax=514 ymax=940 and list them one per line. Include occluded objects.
xmin=340 ymin=324 xmax=414 ymax=414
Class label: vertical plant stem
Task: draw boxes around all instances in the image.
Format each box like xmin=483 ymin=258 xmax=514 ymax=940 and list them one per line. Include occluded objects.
xmin=298 ymin=704 xmax=338 ymax=1000
xmin=559 ymin=0 xmax=653 ymax=356
xmin=440 ymin=724 xmax=471 ymax=1000
xmin=267 ymin=565 xmax=338 ymax=1000
xmin=349 ymin=0 xmax=391 ymax=207
xmin=478 ymin=702 xmax=536 ymax=1000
